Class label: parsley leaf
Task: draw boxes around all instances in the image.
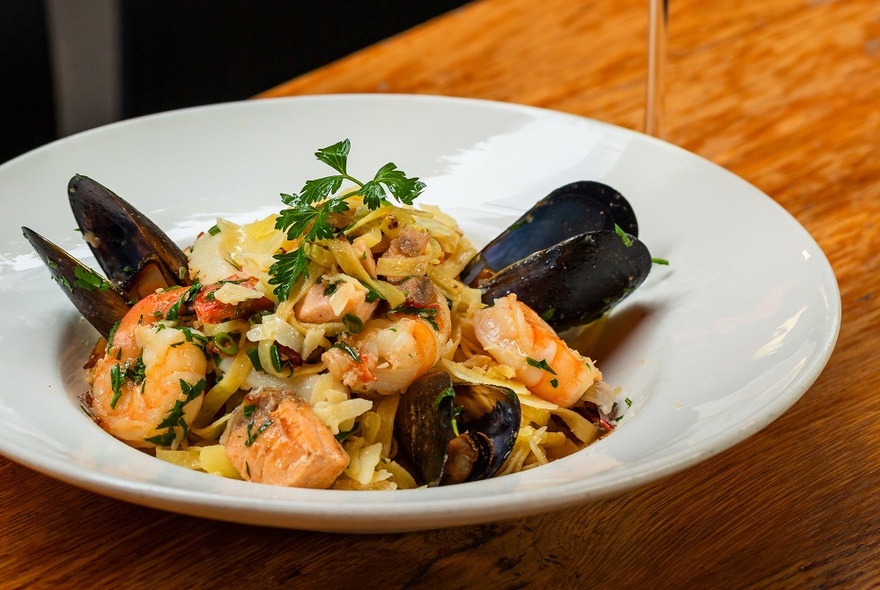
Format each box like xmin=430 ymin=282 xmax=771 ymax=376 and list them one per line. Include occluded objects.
xmin=315 ymin=139 xmax=351 ymax=175
xmin=243 ymin=404 xmax=273 ymax=447
xmin=526 ymin=356 xmax=557 ymax=375
xmin=300 ymin=176 xmax=345 ymax=204
xmin=74 ymin=266 xmax=111 ymax=291
xmin=269 ymin=194 xmax=350 ymax=301
xmin=331 ymin=341 xmax=362 ymax=363
xmin=371 ymin=162 xmax=425 ymax=206
xmin=268 ymin=139 xmax=426 ymax=300
xmin=388 ymin=305 xmax=439 ymax=330
xmin=144 ymin=378 xmax=206 ymax=447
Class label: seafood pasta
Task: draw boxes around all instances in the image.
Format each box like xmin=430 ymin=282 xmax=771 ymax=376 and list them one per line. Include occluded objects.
xmin=34 ymin=140 xmax=649 ymax=490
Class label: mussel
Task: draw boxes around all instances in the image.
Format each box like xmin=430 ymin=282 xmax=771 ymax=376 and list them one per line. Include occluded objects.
xmin=22 ymin=175 xmax=188 ymax=338
xmin=396 ymin=372 xmax=521 ymax=486
xmin=461 ymin=181 xmax=652 ymax=332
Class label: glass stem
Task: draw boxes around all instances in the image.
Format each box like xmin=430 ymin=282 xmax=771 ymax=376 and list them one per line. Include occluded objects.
xmin=645 ymin=0 xmax=668 ymax=138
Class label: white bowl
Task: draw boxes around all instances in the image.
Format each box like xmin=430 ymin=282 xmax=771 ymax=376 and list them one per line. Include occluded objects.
xmin=0 ymin=95 xmax=840 ymax=532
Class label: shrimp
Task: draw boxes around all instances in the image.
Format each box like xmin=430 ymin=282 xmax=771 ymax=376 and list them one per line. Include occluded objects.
xmin=83 ymin=288 xmax=208 ymax=447
xmin=222 ymin=388 xmax=349 ymax=488
xmin=322 ymin=317 xmax=440 ymax=395
xmin=321 ymin=277 xmax=451 ymax=394
xmin=472 ymin=294 xmax=601 ymax=408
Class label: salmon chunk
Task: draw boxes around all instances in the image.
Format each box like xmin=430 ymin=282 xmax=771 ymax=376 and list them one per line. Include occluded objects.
xmin=222 ymin=388 xmax=349 ymax=488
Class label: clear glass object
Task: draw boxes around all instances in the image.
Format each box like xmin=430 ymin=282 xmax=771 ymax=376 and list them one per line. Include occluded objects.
xmin=645 ymin=0 xmax=668 ymax=138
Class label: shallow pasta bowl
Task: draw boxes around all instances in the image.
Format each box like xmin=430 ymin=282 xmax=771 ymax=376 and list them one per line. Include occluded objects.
xmin=0 ymin=95 xmax=840 ymax=533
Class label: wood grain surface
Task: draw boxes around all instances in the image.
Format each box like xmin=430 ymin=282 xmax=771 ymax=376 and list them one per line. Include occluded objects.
xmin=4 ymin=0 xmax=880 ymax=587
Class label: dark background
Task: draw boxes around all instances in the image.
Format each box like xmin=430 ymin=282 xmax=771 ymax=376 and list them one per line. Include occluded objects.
xmin=1 ymin=0 xmax=469 ymax=164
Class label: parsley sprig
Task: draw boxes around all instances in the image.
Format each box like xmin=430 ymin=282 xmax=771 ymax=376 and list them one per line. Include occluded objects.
xmin=269 ymin=139 xmax=426 ymax=300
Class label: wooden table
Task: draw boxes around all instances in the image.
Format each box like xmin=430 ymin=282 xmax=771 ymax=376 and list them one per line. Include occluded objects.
xmin=4 ymin=0 xmax=879 ymax=586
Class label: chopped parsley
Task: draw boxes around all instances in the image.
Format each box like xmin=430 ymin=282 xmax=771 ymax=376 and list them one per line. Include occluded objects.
xmin=358 ymin=281 xmax=383 ymax=303
xmin=243 ymin=404 xmax=273 ymax=447
xmin=164 ymin=283 xmax=201 ymax=322
xmin=526 ymin=356 xmax=557 ymax=375
xmin=73 ymin=266 xmax=111 ymax=291
xmin=331 ymin=341 xmax=362 ymax=363
xmin=433 ymin=386 xmax=455 ymax=409
xmin=180 ymin=327 xmax=208 ymax=348
xmin=109 ymin=364 xmax=125 ymax=408
xmin=144 ymin=378 xmax=206 ymax=447
xmin=433 ymin=386 xmax=462 ymax=436
xmin=108 ymin=356 xmax=147 ymax=408
xmin=389 ymin=305 xmax=439 ymax=330
xmin=335 ymin=423 xmax=361 ymax=442
xmin=342 ymin=313 xmax=364 ymax=334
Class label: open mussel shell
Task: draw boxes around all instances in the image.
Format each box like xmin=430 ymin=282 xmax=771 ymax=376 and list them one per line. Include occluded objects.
xmin=68 ymin=174 xmax=190 ymax=298
xmin=21 ymin=227 xmax=131 ymax=339
xmin=461 ymin=181 xmax=639 ymax=285
xmin=480 ymin=229 xmax=652 ymax=332
xmin=396 ymin=372 xmax=521 ymax=487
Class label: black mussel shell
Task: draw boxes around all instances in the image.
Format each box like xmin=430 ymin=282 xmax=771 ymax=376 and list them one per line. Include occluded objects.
xmin=461 ymin=181 xmax=638 ymax=285
xmin=550 ymin=180 xmax=639 ymax=236
xmin=480 ymin=229 xmax=652 ymax=332
xmin=22 ymin=227 xmax=131 ymax=339
xmin=68 ymin=174 xmax=190 ymax=298
xmin=396 ymin=372 xmax=521 ymax=487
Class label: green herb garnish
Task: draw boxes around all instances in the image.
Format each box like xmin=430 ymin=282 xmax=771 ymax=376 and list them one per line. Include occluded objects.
xmin=73 ymin=266 xmax=111 ymax=291
xmin=335 ymin=423 xmax=361 ymax=442
xmin=342 ymin=313 xmax=364 ymax=334
xmin=243 ymin=404 xmax=273 ymax=447
xmin=613 ymin=224 xmax=633 ymax=247
xmin=180 ymin=327 xmax=208 ymax=348
xmin=358 ymin=281 xmax=383 ymax=303
xmin=389 ymin=305 xmax=439 ymax=330
xmin=433 ymin=386 xmax=455 ymax=409
xmin=213 ymin=332 xmax=238 ymax=355
xmin=164 ymin=283 xmax=200 ymax=322
xmin=269 ymin=343 xmax=283 ymax=373
xmin=433 ymin=386 xmax=462 ymax=436
xmin=144 ymin=378 xmax=206 ymax=447
xmin=125 ymin=356 xmax=146 ymax=385
xmin=246 ymin=348 xmax=263 ymax=372
xmin=331 ymin=341 xmax=362 ymax=363
xmin=269 ymin=139 xmax=426 ymax=300
xmin=109 ymin=364 xmax=125 ymax=408
xmin=526 ymin=356 xmax=557 ymax=375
